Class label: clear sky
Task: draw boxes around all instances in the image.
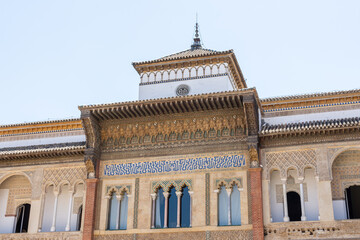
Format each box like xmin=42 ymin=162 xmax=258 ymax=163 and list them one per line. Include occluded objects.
xmin=1 ymin=0 xmax=359 ymax=125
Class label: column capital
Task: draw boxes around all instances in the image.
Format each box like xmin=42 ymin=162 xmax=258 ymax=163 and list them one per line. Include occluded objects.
xmin=104 ymin=195 xmax=111 ymax=200
xmin=163 ymin=192 xmax=170 ymax=198
xmin=53 ymin=191 xmax=59 ymax=197
xmin=298 ymin=177 xmax=305 ymax=183
xmin=150 ymin=193 xmax=157 ymax=200
xmin=175 ymin=191 xmax=182 ymax=197
xmin=188 ymin=191 xmax=194 ymax=195
xmin=116 ymin=195 xmax=123 ymax=201
xmin=280 ymin=178 xmax=287 ymax=184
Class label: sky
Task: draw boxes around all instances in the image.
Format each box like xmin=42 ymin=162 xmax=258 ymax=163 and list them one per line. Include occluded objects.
xmin=0 ymin=0 xmax=359 ymax=125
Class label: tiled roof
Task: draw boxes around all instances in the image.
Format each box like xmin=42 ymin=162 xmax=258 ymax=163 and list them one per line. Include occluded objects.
xmin=261 ymin=89 xmax=360 ymax=103
xmin=0 ymin=142 xmax=86 ymax=152
xmin=261 ymin=117 xmax=360 ymax=135
xmin=0 ymin=142 xmax=86 ymax=159
xmin=132 ymin=49 xmax=233 ymax=65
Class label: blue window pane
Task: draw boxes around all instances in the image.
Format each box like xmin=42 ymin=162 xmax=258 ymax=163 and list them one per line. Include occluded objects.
xmin=181 ymin=186 xmax=191 ymax=227
xmin=108 ymin=192 xmax=118 ymax=230
xmin=168 ymin=187 xmax=178 ymax=228
xmin=231 ymin=185 xmax=241 ymax=225
xmin=119 ymin=193 xmax=128 ymax=230
xmin=218 ymin=186 xmax=228 ymax=226
xmin=155 ymin=188 xmax=165 ymax=228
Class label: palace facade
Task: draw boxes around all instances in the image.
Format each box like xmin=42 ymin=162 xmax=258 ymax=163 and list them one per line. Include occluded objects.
xmin=1 ymin=25 xmax=360 ymax=240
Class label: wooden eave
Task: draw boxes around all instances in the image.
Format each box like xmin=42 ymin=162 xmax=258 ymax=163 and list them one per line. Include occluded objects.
xmin=79 ymin=89 xmax=262 ymax=121
xmin=0 ymin=119 xmax=83 ymax=136
xmin=261 ymin=89 xmax=360 ymax=111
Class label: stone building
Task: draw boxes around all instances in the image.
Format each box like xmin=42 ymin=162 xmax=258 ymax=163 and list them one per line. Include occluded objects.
xmin=0 ymin=24 xmax=359 ymax=240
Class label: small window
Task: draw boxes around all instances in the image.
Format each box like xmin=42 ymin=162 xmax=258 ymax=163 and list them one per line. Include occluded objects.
xmin=14 ymin=204 xmax=31 ymax=233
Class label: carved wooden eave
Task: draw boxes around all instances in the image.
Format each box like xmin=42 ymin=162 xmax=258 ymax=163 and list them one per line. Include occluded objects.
xmin=0 ymin=119 xmax=83 ymax=136
xmin=132 ymin=49 xmax=247 ymax=89
xmin=261 ymin=89 xmax=360 ymax=113
xmin=0 ymin=145 xmax=85 ymax=161
xmin=78 ymin=88 xmax=262 ymax=121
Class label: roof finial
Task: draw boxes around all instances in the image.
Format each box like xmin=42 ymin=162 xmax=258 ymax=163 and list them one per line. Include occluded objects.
xmin=191 ymin=14 xmax=202 ymax=50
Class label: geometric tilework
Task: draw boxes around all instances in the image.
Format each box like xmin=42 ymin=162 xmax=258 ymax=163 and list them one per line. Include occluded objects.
xmin=205 ymin=173 xmax=210 ymax=226
xmin=133 ymin=178 xmax=139 ymax=229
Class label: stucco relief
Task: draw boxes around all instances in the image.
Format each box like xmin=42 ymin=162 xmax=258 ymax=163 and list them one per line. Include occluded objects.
xmin=265 ymin=149 xmax=317 ymax=180
xmin=42 ymin=167 xmax=86 ymax=191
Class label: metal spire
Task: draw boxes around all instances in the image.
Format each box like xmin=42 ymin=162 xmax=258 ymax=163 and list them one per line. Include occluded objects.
xmin=191 ymin=15 xmax=202 ymax=50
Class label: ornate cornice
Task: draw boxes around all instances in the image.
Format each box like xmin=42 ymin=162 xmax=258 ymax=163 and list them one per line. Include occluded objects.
xmin=79 ymin=89 xmax=262 ymax=120
xmin=0 ymin=119 xmax=82 ymax=136
xmin=261 ymin=89 xmax=360 ymax=113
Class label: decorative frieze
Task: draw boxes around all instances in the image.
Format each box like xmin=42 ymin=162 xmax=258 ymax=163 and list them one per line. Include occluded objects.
xmin=103 ymin=154 xmax=246 ymax=177
xmin=100 ymin=112 xmax=246 ymax=150
xmin=42 ymin=167 xmax=86 ymax=190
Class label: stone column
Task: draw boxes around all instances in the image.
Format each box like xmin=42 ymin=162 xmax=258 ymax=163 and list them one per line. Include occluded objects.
xmin=163 ymin=192 xmax=170 ymax=228
xmin=226 ymin=188 xmax=232 ymax=225
xmin=65 ymin=190 xmax=75 ymax=231
xmin=298 ymin=177 xmax=307 ymax=221
xmin=150 ymin=193 xmax=157 ymax=228
xmin=176 ymin=191 xmax=182 ymax=227
xmin=82 ymin=178 xmax=98 ymax=240
xmin=281 ymin=179 xmax=290 ymax=222
xmin=50 ymin=191 xmax=59 ymax=232
xmin=115 ymin=195 xmax=123 ymax=229
xmin=104 ymin=195 xmax=111 ymax=230
xmin=189 ymin=191 xmax=193 ymax=227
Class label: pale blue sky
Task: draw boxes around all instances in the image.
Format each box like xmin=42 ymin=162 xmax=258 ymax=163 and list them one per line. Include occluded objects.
xmin=1 ymin=0 xmax=359 ymax=125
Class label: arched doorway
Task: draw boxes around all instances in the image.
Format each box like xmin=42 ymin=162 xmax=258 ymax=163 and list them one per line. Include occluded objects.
xmin=331 ymin=150 xmax=360 ymax=220
xmin=14 ymin=204 xmax=31 ymax=233
xmin=345 ymin=186 xmax=360 ymax=219
xmin=76 ymin=205 xmax=82 ymax=231
xmin=287 ymin=191 xmax=301 ymax=221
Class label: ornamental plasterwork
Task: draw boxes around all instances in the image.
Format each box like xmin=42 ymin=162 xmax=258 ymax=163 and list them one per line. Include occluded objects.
xmin=215 ymin=177 xmax=242 ymax=190
xmin=100 ymin=111 xmax=246 ymax=150
xmin=151 ymin=179 xmax=192 ymax=193
xmin=106 ymin=185 xmax=131 ymax=196
xmin=265 ymin=149 xmax=317 ymax=180
xmin=42 ymin=167 xmax=86 ymax=191
xmin=331 ymin=150 xmax=360 ymax=199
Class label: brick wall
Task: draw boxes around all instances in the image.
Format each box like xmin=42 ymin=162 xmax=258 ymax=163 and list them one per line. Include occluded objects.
xmin=83 ymin=178 xmax=98 ymax=240
xmin=250 ymin=168 xmax=264 ymax=240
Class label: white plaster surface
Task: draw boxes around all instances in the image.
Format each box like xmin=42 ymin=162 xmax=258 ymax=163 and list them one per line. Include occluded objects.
xmin=263 ymin=108 xmax=360 ymax=125
xmin=304 ymin=169 xmax=319 ymax=221
xmin=42 ymin=187 xmax=55 ymax=232
xmin=269 ymin=171 xmax=284 ymax=222
xmin=0 ymin=189 xmax=15 ymax=233
xmin=0 ymin=135 xmax=85 ymax=148
xmin=139 ymin=75 xmax=235 ymax=100
xmin=333 ymin=199 xmax=347 ymax=220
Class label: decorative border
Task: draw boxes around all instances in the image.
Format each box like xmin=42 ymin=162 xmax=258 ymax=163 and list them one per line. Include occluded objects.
xmin=139 ymin=73 xmax=228 ymax=86
xmin=264 ymin=100 xmax=360 ymax=113
xmin=103 ymin=154 xmax=245 ymax=177
xmin=133 ymin=178 xmax=139 ymax=229
xmin=151 ymin=179 xmax=192 ymax=193
xmin=206 ymin=173 xmax=210 ymax=226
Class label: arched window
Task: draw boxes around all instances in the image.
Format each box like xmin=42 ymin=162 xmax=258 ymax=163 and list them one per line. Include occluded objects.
xmin=107 ymin=191 xmax=128 ymax=230
xmin=155 ymin=187 xmax=165 ymax=228
xmin=153 ymin=184 xmax=192 ymax=228
xmin=181 ymin=186 xmax=191 ymax=227
xmin=218 ymin=185 xmax=228 ymax=226
xmin=218 ymin=184 xmax=241 ymax=226
xmin=14 ymin=204 xmax=31 ymax=233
